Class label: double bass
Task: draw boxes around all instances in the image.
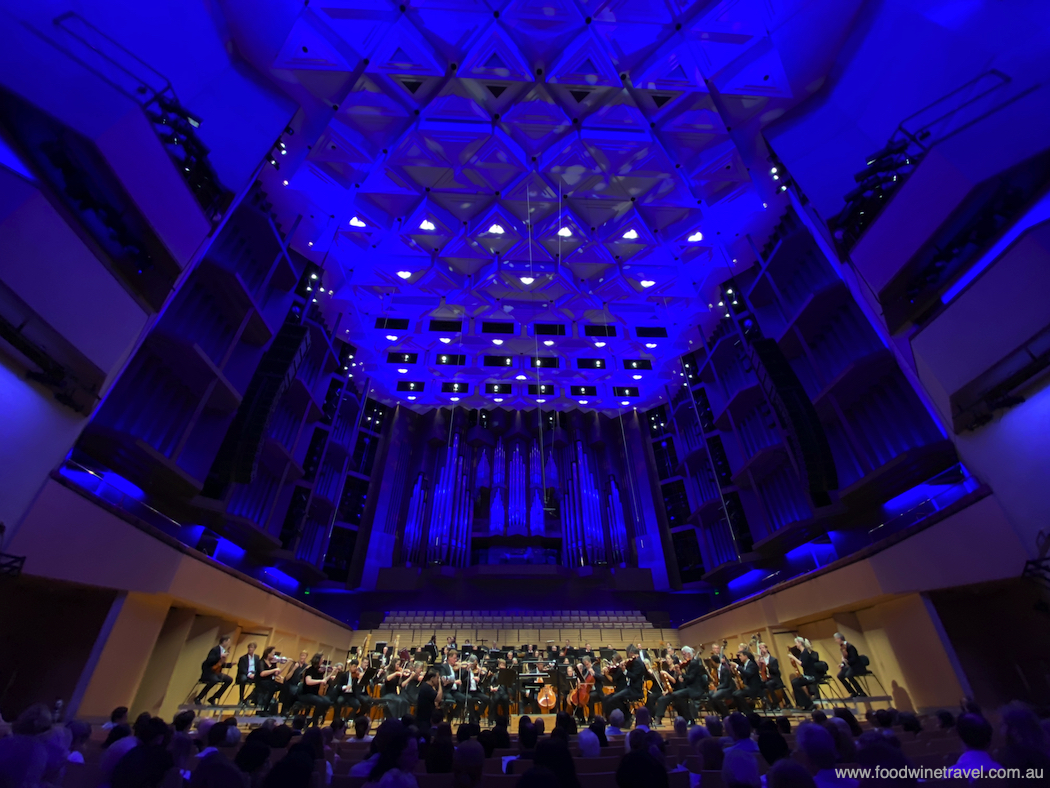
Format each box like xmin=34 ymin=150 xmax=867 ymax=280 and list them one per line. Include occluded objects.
xmin=568 ymin=666 xmax=594 ymax=711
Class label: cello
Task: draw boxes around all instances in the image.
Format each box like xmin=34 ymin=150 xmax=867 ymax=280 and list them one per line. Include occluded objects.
xmin=568 ymin=666 xmax=594 ymax=712
xmin=537 ymin=662 xmax=558 ymax=710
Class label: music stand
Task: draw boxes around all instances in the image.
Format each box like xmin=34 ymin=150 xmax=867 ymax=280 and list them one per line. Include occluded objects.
xmin=599 ymin=649 xmax=616 ymax=662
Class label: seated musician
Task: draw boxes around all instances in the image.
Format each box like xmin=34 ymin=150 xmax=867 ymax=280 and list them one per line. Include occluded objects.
xmin=437 ymin=649 xmax=465 ymax=717
xmin=194 ymin=635 xmax=232 ymax=706
xmin=835 ymin=633 xmax=868 ymax=698
xmin=488 ymin=658 xmax=511 ymax=720
xmin=732 ymin=649 xmax=764 ymax=712
xmin=401 ymin=661 xmax=425 ymax=712
xmin=790 ymin=637 xmax=825 ymax=710
xmin=253 ymin=647 xmax=284 ymax=715
xmin=374 ymin=658 xmax=410 ymax=719
xmin=297 ymin=653 xmax=333 ymax=726
xmin=603 ymin=646 xmax=644 ymax=724
xmin=709 ymin=654 xmax=736 ymax=716
xmin=577 ymin=656 xmax=598 ymax=723
xmin=655 ymin=645 xmax=706 ymax=725
xmin=464 ymin=656 xmax=489 ymax=724
xmin=236 ymin=642 xmax=260 ymax=707
xmin=758 ymin=642 xmax=784 ymax=700
xmin=280 ymin=651 xmax=309 ymax=717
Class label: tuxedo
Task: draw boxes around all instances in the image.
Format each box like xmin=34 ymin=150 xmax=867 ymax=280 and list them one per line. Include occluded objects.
xmin=710 ymin=661 xmax=735 ymax=716
xmin=791 ymin=649 xmax=822 ymax=709
xmin=437 ymin=661 xmax=465 ymax=716
xmin=236 ymin=653 xmax=261 ymax=704
xmin=195 ymin=645 xmax=232 ymax=704
xmin=655 ymin=658 xmax=708 ymax=723
xmin=837 ymin=642 xmax=867 ymax=697
xmin=764 ymin=656 xmax=785 ymax=691
xmin=732 ymin=657 xmax=763 ymax=711
xmin=604 ymin=657 xmax=645 ymax=721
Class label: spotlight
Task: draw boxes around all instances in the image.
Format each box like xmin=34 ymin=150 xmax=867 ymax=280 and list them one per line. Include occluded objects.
xmin=516 ymin=374 xmax=527 ymax=380
xmin=397 ymin=271 xmax=412 ymax=279
xmin=408 ymin=396 xmax=417 ymax=400
xmin=308 ymin=241 xmax=313 ymax=247
xmin=543 ymin=340 xmax=554 ymax=346
xmin=311 ymin=274 xmax=318 ymax=280
xmin=770 ymin=167 xmax=777 ymax=174
xmin=440 ymin=338 xmax=451 ymax=344
xmin=520 ymin=276 xmax=535 ymax=285
xmin=282 ymin=180 xmax=289 ymax=186
xmin=595 ymin=342 xmax=606 ymax=348
xmin=640 ymin=280 xmax=655 ymax=288
xmin=687 ymin=231 xmax=703 ymax=242
xmin=492 ymin=339 xmax=503 ymax=345
xmin=579 ymin=400 xmax=588 ymax=405
xmin=385 ymin=335 xmax=399 ymax=341
xmin=349 ymin=216 xmax=366 ymax=227
xmin=494 ymin=398 xmax=504 ymax=403
xmin=398 ymin=368 xmax=408 ymax=373
xmin=419 ymin=219 xmax=436 ymax=231
xmin=487 ymin=224 xmax=505 ymax=235
xmin=622 ymin=229 xmax=638 ymax=240
xmin=558 ymin=227 xmax=572 ymax=237
xmin=718 ymin=301 xmax=724 ymax=307
xmin=621 ymin=400 xmax=630 ymax=405
xmin=536 ymin=399 xmax=546 ymax=403
xmin=450 ymin=397 xmax=460 ymax=402
xmin=632 ymin=374 xmax=642 ymax=380
xmin=645 ymin=343 xmax=657 ymax=349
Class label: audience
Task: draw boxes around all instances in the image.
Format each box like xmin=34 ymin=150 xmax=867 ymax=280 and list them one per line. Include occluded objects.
xmin=606 ymin=709 xmax=626 ymax=735
xmin=453 ymin=739 xmax=484 ymax=788
xmin=103 ymin=706 xmax=129 ymax=731
xmin=725 ymin=712 xmax=758 ymax=753
xmin=616 ymin=748 xmax=668 ymax=788
xmin=588 ymin=717 xmax=609 ymax=748
xmin=827 ymin=717 xmax=857 ymax=762
xmin=578 ymin=729 xmax=601 ymax=758
xmin=705 ymin=715 xmax=724 ymax=738
xmin=950 ymin=713 xmax=1001 ymax=776
xmin=699 ymin=736 xmax=725 ymax=771
xmin=767 ymin=758 xmax=817 ymax=788
xmin=534 ymin=738 xmax=581 ymax=788
xmin=425 ymin=723 xmax=455 ymax=774
xmin=757 ymin=722 xmax=791 ymax=766
xmin=796 ymin=722 xmax=859 ymax=788
xmin=723 ymin=747 xmax=761 ymax=788
xmin=354 ymin=714 xmax=375 ymax=742
xmin=632 ymin=708 xmax=651 ymax=732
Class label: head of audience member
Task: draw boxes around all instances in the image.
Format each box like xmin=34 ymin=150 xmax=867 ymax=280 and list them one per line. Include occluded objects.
xmin=102 ymin=724 xmax=132 ymax=749
xmin=110 ymin=706 xmax=129 ymax=727
xmin=777 ymin=716 xmax=792 ymax=735
xmin=555 ymin=711 xmax=577 ymax=735
xmin=235 ymin=740 xmax=271 ymax=779
xmin=518 ymin=767 xmax=558 ymax=788
xmin=290 ymin=716 xmax=306 ymax=733
xmin=519 ymin=722 xmax=539 ymax=753
xmin=688 ymin=724 xmax=710 ymax=751
xmin=330 ymin=716 xmax=346 ymax=738
xmin=747 ymin=713 xmax=762 ymax=732
xmin=723 ymin=747 xmax=762 ymax=788
xmin=452 ymin=739 xmax=484 ymax=787
xmin=269 ymin=724 xmax=294 ymax=749
xmin=534 ymin=738 xmax=580 ymax=788
xmin=578 ymin=729 xmax=600 ymax=758
xmin=705 ymin=715 xmax=723 ymax=738
xmin=1000 ymin=702 xmax=1046 ymax=752
xmin=956 ymin=713 xmax=993 ymax=753
xmin=936 ymin=710 xmax=955 ymax=729
xmin=726 ymin=712 xmax=751 ymax=743
xmin=0 ymin=736 xmax=48 ymax=788
xmin=832 ymin=708 xmax=860 ymax=737
xmin=633 ymin=707 xmax=651 ymax=729
xmin=588 ymin=717 xmax=608 ymax=748
xmin=354 ymin=716 xmax=371 ymax=740
xmin=224 ymin=725 xmax=242 ymax=748
xmin=262 ymin=750 xmax=313 ymax=788
xmin=299 ymin=728 xmax=325 ymax=760
xmin=758 ymin=726 xmax=790 ymax=767
xmin=626 ymin=728 xmax=647 ymax=753
xmin=12 ymin=704 xmax=52 ymax=738
xmin=855 ymin=733 xmax=913 ymax=786
xmin=673 ymin=716 xmax=688 ymax=737
xmin=66 ymin=719 xmax=91 ymax=755
xmin=477 ymin=729 xmax=495 ymax=758
xmin=534 ymin=717 xmax=546 ymax=736
xmin=550 ymin=727 xmax=569 ymax=747
xmin=205 ymin=721 xmax=229 ymax=750
xmin=425 ymin=723 xmax=455 ymax=774
xmin=518 ymin=716 xmax=532 ymax=736
xmin=456 ymin=723 xmax=475 ymax=744
xmin=827 ymin=718 xmax=856 ymax=763
xmin=873 ymin=709 xmax=893 ymax=729
xmin=608 ymin=709 xmax=626 ymax=731
xmin=898 ymin=712 xmax=921 ymax=734
xmin=369 ymin=723 xmax=418 ymax=782
xmin=810 ymin=709 xmax=827 ymax=724
xmin=492 ymin=716 xmax=511 ymax=750
xmin=616 ymin=748 xmax=669 ymax=788
xmin=766 ymin=758 xmax=817 ymax=788
xmin=111 ymin=745 xmax=178 ymax=788
xmin=195 ymin=717 xmax=215 ymax=740
xmin=795 ymin=723 xmax=838 ymax=776
xmin=172 ymin=710 xmax=195 ymax=734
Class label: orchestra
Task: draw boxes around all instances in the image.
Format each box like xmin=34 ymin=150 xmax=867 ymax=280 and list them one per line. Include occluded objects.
xmin=192 ymin=629 xmax=874 ymax=725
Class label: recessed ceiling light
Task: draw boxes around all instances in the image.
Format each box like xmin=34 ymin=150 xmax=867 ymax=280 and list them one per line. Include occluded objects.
xmin=536 ymin=399 xmax=546 ymax=403
xmin=419 ymin=219 xmax=436 ymax=231
xmin=450 ymin=397 xmax=460 ymax=402
xmin=492 ymin=339 xmax=503 ymax=345
xmin=385 ymin=335 xmax=399 ymax=341
xmin=397 ymin=271 xmax=412 ymax=279
xmin=310 ymin=274 xmax=318 ymax=280
xmin=282 ymin=180 xmax=289 ymax=186
xmin=632 ymin=374 xmax=642 ymax=380
xmin=621 ymin=400 xmax=630 ymax=405
xmin=407 ymin=396 xmax=416 ymax=400
xmin=594 ymin=342 xmax=606 ymax=348
xmin=307 ymin=241 xmax=313 ymax=246
xmin=640 ymin=280 xmax=655 ymax=288
xmin=557 ymin=227 xmax=572 ymax=238
xmin=770 ymin=167 xmax=778 ymax=175
xmin=520 ymin=276 xmax=535 ymax=285
xmin=494 ymin=397 xmax=503 ymax=403
xmin=488 ymin=224 xmax=505 ymax=235
xmin=645 ymin=343 xmax=657 ymax=349
xmin=622 ymin=229 xmax=638 ymax=240
xmin=687 ymin=231 xmax=703 ymax=242
xmin=439 ymin=337 xmax=451 ymax=344
xmin=543 ymin=340 xmax=554 ymax=346
xmin=762 ymin=203 xmax=768 ymax=208
xmin=579 ymin=400 xmax=588 ymax=405
xmin=349 ymin=216 xmax=366 ymax=227
xmin=516 ymin=374 xmax=527 ymax=380
xmin=397 ymin=368 xmax=408 ymax=373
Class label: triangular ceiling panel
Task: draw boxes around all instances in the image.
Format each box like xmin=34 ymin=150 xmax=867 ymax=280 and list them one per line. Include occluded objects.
xmin=634 ymin=39 xmax=708 ymax=91
xmin=317 ymin=0 xmax=400 ymax=59
xmin=547 ymin=32 xmax=622 ymax=87
xmin=273 ymin=14 xmax=359 ymax=71
xmin=366 ymin=17 xmax=447 ymax=77
xmin=710 ymin=37 xmax=793 ymax=98
xmin=457 ymin=23 xmax=535 ymax=82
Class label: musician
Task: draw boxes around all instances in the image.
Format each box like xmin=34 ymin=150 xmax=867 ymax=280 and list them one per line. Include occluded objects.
xmin=603 ymin=646 xmax=645 ymax=723
xmin=281 ymin=651 xmax=309 ymax=717
xmin=333 ymin=658 xmax=372 ymax=720
xmin=488 ymin=658 xmax=511 ymax=720
xmin=790 ymin=637 xmax=824 ymax=710
xmin=194 ymin=636 xmax=233 ymax=705
xmin=437 ymin=649 xmax=465 ymax=717
xmin=416 ymin=669 xmax=442 ymax=735
xmin=835 ymin=633 xmax=867 ymax=698
xmin=577 ymin=656 xmax=598 ymax=722
xmin=298 ymin=653 xmax=334 ymax=726
xmin=423 ymin=635 xmax=439 ymax=664
xmin=463 ymin=656 xmax=488 ymax=724
xmin=402 ymin=661 xmax=425 ymax=710
xmin=758 ymin=642 xmax=783 ymax=692
xmin=373 ymin=658 xmax=410 ymax=719
xmin=253 ymin=647 xmax=284 ymax=715
xmin=655 ymin=646 xmax=706 ymax=724
xmin=709 ymin=654 xmax=736 ymax=716
xmin=732 ymin=649 xmax=764 ymax=712
xmin=640 ymin=650 xmax=664 ymax=719
xmin=236 ymin=642 xmax=260 ymax=707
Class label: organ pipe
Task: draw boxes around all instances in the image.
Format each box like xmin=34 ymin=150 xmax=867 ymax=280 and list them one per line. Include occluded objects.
xmin=607 ymin=476 xmax=628 ymax=565
xmin=402 ymin=473 xmax=427 ymax=565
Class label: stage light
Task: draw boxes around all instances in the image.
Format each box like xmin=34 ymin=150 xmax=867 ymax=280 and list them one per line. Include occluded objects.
xmin=640 ymin=280 xmax=655 ymax=288
xmin=492 ymin=339 xmax=503 ymax=345
xmin=397 ymin=271 xmax=412 ymax=279
xmin=398 ymin=368 xmax=408 ymax=373
xmin=718 ymin=301 xmax=724 ymax=307
xmin=622 ymin=229 xmax=638 ymax=240
xmin=687 ymin=231 xmax=703 ymax=242
xmin=763 ymin=203 xmax=768 ymax=208
xmin=727 ymin=288 xmax=733 ymax=294
xmin=306 ymin=286 xmax=312 ymax=292
xmin=520 ymin=276 xmax=535 ymax=285
xmin=311 ymin=274 xmax=318 ymax=279
xmin=621 ymin=400 xmax=630 ymax=405
xmin=282 ymin=180 xmax=289 ymax=186
xmin=536 ymin=399 xmax=546 ymax=403
xmin=516 ymin=374 xmax=527 ymax=380
xmin=558 ymin=227 xmax=572 ymax=237
xmin=349 ymin=216 xmax=366 ymax=227
xmin=645 ymin=343 xmax=657 ymax=349
xmin=419 ymin=219 xmax=436 ymax=231
xmin=308 ymin=241 xmax=313 ymax=246
xmin=441 ymin=356 xmax=447 ymax=361
xmin=450 ymin=397 xmax=460 ymax=402
xmin=439 ymin=337 xmax=451 ymax=344
xmin=779 ymin=184 xmax=788 ymax=192
xmin=488 ymin=224 xmax=505 ymax=235
xmin=594 ymin=342 xmax=606 ymax=348
xmin=494 ymin=398 xmax=503 ymax=402
xmin=385 ymin=335 xmax=399 ymax=341
xmin=732 ymin=258 xmax=737 ymax=263
xmin=770 ymin=167 xmax=778 ymax=175
xmin=632 ymin=374 xmax=642 ymax=380
xmin=408 ymin=396 xmax=416 ymax=400
xmin=543 ymin=340 xmax=554 ymax=347
xmin=772 ymin=174 xmax=779 ymax=181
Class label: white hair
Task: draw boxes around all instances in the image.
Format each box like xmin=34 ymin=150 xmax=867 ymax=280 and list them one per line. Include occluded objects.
xmin=681 ymin=646 xmax=695 ymax=658
xmin=578 ymin=729 xmax=600 ymax=758
xmin=722 ymin=747 xmax=761 ymax=788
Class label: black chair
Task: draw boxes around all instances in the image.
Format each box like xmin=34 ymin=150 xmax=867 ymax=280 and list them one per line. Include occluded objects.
xmin=853 ymin=655 xmax=888 ymax=697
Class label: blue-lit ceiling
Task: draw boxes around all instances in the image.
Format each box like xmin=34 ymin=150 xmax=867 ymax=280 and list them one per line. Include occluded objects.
xmin=221 ymin=0 xmax=862 ymax=412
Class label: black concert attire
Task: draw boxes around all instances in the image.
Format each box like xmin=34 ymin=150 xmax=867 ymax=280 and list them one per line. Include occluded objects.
xmin=763 ymin=656 xmax=784 ymax=692
xmin=732 ymin=656 xmax=764 ymax=712
xmin=236 ymin=652 xmax=260 ymax=705
xmin=195 ymin=645 xmax=232 ymax=704
xmin=416 ymin=681 xmax=438 ymax=731
xmin=437 ymin=661 xmax=465 ymax=717
xmin=604 ymin=657 xmax=644 ymax=722
xmin=329 ymin=670 xmax=354 ymax=720
xmin=576 ymin=663 xmax=598 ymax=722
xmin=281 ymin=661 xmax=308 ymax=716
xmin=710 ymin=660 xmax=736 ymax=716
xmin=837 ymin=642 xmax=867 ymax=697
xmin=402 ymin=675 xmax=423 ymax=710
xmin=254 ymin=658 xmax=282 ymax=714
xmin=656 ymin=658 xmax=707 ymax=723
xmin=791 ymin=649 xmax=823 ymax=710
xmin=488 ymin=670 xmax=511 ymax=720
xmin=463 ymin=667 xmax=488 ymax=723
xmin=375 ymin=671 xmax=409 ymax=719
xmin=298 ymin=665 xmax=332 ymax=725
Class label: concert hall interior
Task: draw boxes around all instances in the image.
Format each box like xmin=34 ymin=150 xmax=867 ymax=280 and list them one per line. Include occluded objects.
xmin=2 ymin=0 xmax=1050 ymax=759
